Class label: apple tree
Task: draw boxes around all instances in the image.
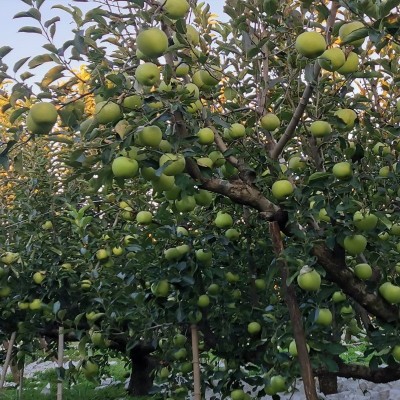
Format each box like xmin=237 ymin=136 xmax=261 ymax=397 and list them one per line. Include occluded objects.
xmin=1 ymin=0 xmax=400 ymax=399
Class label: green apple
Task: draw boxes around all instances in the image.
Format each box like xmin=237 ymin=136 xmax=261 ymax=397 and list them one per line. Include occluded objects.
xmin=177 ymin=226 xmax=189 ymax=236
xmin=310 ymin=120 xmax=332 ymax=138
xmin=151 ymin=280 xmax=170 ymax=297
xmin=139 ymin=125 xmax=162 ymax=148
xmin=270 ymin=375 xmax=286 ymax=393
xmin=112 ymin=156 xmax=139 ymax=178
xmin=199 ymin=66 xmax=222 ymax=86
xmin=354 ymin=263 xmax=372 ymax=280
xmin=195 ymin=249 xmax=212 ymax=264
xmin=186 ymin=25 xmax=200 ymax=46
xmin=29 ymin=298 xmax=42 ymax=311
xmin=183 ymin=83 xmax=199 ymax=99
xmin=207 ymin=283 xmax=220 ymax=295
xmin=176 ymin=62 xmax=189 ymax=77
xmin=317 ymin=208 xmax=331 ymax=222
xmin=288 ymin=156 xmax=306 ymax=171
xmin=334 ymin=109 xmax=357 ymax=129
xmin=339 ymin=21 xmax=366 ymax=47
xmin=209 ymin=150 xmax=225 ymax=167
xmin=214 ymin=211 xmax=233 ymax=228
xmin=164 ymin=185 xmax=181 ymax=200
xmin=229 ymin=123 xmax=246 ymax=139
xmin=33 ymin=271 xmax=45 ymax=284
xmin=271 ymin=180 xmax=294 ymax=199
xmin=194 ymin=190 xmax=213 ymax=206
xmin=159 ymin=139 xmax=173 ymax=152
xmin=297 ymin=268 xmax=321 ymax=291
xmin=175 ymin=195 xmax=196 ymax=212
xmin=332 ymin=291 xmax=346 ymax=303
xmin=136 ymin=211 xmax=152 ymax=225
xmin=112 ymin=246 xmax=124 ymax=256
xmin=197 ymin=294 xmax=210 ymax=308
xmin=135 ymin=62 xmax=160 ymax=86
xmin=254 ymin=278 xmax=266 ymax=290
xmin=42 ymin=220 xmax=53 ymax=230
xmin=136 ymin=28 xmax=168 ymax=58
xmin=196 ymin=157 xmax=213 ymax=168
xmin=173 ymin=333 xmax=187 ymax=346
xmin=318 ymin=48 xmax=346 ymax=71
xmin=379 ymin=166 xmax=390 ymax=177
xmin=295 ymin=31 xmax=326 ymax=58
xmin=247 ymin=321 xmax=261 ymax=335
xmin=392 ymin=345 xmax=400 ymax=362
xmin=230 ymin=389 xmax=245 ymax=400
xmin=96 ymin=248 xmax=109 ymax=260
xmin=391 ymin=223 xmax=400 ymax=236
xmin=152 ymin=174 xmax=175 ymax=192
xmin=164 ymin=247 xmax=182 ymax=261
xmin=337 ymin=51 xmax=359 ymax=75
xmin=83 ymin=360 xmax=99 ymax=379
xmin=260 ymin=113 xmax=280 ymax=131
xmin=0 ymin=286 xmax=11 ymax=297
xmin=81 ymin=279 xmax=92 ymax=289
xmin=289 ymin=339 xmax=310 ymax=356
xmin=353 ymin=211 xmax=378 ymax=231
xmin=159 ymin=153 xmax=186 ymax=176
xmin=122 ymin=94 xmax=143 ymax=110
xmin=379 ymin=282 xmax=400 ymax=304
xmin=173 ymin=347 xmax=188 ymax=360
xmin=159 ymin=366 xmax=169 ymax=379
xmin=379 ymin=231 xmax=390 ymax=241
xmin=29 ymin=102 xmax=58 ymax=126
xmin=160 ymin=0 xmax=189 ymax=19
xmin=332 ymin=161 xmax=352 ymax=180
xmin=197 ymin=127 xmax=214 ymax=145
xmin=176 ymin=244 xmax=190 ymax=256
xmin=315 ymin=308 xmax=332 ymax=326
xmin=343 ymin=234 xmax=367 ymax=255
xmin=225 ymin=271 xmax=240 ymax=283
xmin=340 ymin=305 xmax=354 ymax=318
xmin=95 ymin=101 xmax=122 ymax=124
xmin=225 ymin=228 xmax=240 ymax=240
xmin=373 ymin=141 xmax=391 ymax=156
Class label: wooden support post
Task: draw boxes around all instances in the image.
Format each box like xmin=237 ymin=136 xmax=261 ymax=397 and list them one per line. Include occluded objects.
xmin=191 ymin=324 xmax=201 ymax=400
xmin=0 ymin=331 xmax=16 ymax=390
xmin=57 ymin=326 xmax=64 ymax=400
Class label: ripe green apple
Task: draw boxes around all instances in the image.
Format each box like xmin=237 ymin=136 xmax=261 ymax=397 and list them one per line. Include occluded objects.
xmin=81 ymin=279 xmax=92 ymax=289
xmin=289 ymin=339 xmax=310 ymax=357
xmin=297 ymin=268 xmax=321 ymax=291
xmin=96 ymin=249 xmax=109 ymax=261
xmin=186 ymin=25 xmax=200 ymax=46
xmin=214 ymin=211 xmax=233 ymax=228
xmin=373 ymin=142 xmax=391 ymax=156
xmin=199 ymin=66 xmax=222 ymax=86
xmin=225 ymin=228 xmax=240 ymax=240
xmin=209 ymin=150 xmax=225 ymax=167
xmin=29 ymin=298 xmax=42 ymax=311
xmin=112 ymin=246 xmax=124 ymax=256
xmin=151 ymin=280 xmax=170 ymax=297
xmin=164 ymin=247 xmax=182 ymax=261
xmin=207 ymin=283 xmax=220 ymax=295
xmin=194 ymin=189 xmax=213 ymax=206
xmin=379 ymin=166 xmax=390 ymax=178
xmin=339 ymin=21 xmax=366 ymax=47
xmin=173 ymin=347 xmax=188 ymax=360
xmin=332 ymin=291 xmax=346 ymax=303
xmin=29 ymin=102 xmax=58 ymax=126
xmin=315 ymin=308 xmax=333 ymax=326
xmin=260 ymin=113 xmax=280 ymax=131
xmin=354 ymin=263 xmax=372 ymax=280
xmin=197 ymin=127 xmax=214 ymax=145
xmin=176 ymin=244 xmax=190 ymax=256
xmin=195 ymin=249 xmax=212 ymax=264
xmin=112 ymin=156 xmax=139 ymax=178
xmin=135 ymin=62 xmax=160 ymax=86
xmin=183 ymin=83 xmax=199 ymax=99
xmin=340 ymin=305 xmax=354 ymax=318
xmin=310 ymin=120 xmax=332 ymax=138
xmin=175 ymin=195 xmax=196 ymax=212
xmin=288 ymin=156 xmax=306 ymax=171
xmin=332 ymin=161 xmax=352 ymax=180
xmin=197 ymin=294 xmax=210 ymax=308
xmin=391 ymin=223 xmax=400 ymax=236
xmin=180 ymin=362 xmax=193 ymax=374
xmin=247 ymin=321 xmax=261 ymax=335
xmin=0 ymin=286 xmax=11 ymax=297
xmin=270 ymin=375 xmax=286 ymax=393
xmin=378 ymin=231 xmax=390 ymax=241
xmin=353 ymin=211 xmax=378 ymax=231
xmin=295 ymin=31 xmax=326 ymax=58
xmin=136 ymin=28 xmax=168 ymax=58
xmin=176 ymin=62 xmax=189 ymax=77
xmin=254 ymin=278 xmax=266 ymax=290
xmin=139 ymin=125 xmax=162 ymax=148
xmin=122 ymin=94 xmax=143 ymax=110
xmin=95 ymin=101 xmax=122 ymax=124
xmin=83 ymin=360 xmax=99 ymax=379
xmin=337 ymin=51 xmax=359 ymax=75
xmin=159 ymin=139 xmax=173 ymax=153
xmin=18 ymin=301 xmax=30 ymax=310
xmin=317 ymin=208 xmax=331 ymax=222
xmin=379 ymin=282 xmax=400 ymax=304
xmin=229 ymin=123 xmax=246 ymax=139
xmin=33 ymin=271 xmax=45 ymax=284
xmin=318 ymin=48 xmax=346 ymax=71
xmin=136 ymin=211 xmax=152 ymax=225
xmin=173 ymin=333 xmax=187 ymax=346
xmin=176 ymin=226 xmax=189 ymax=236
xmin=334 ymin=109 xmax=357 ymax=129
xmin=392 ymin=345 xmax=400 ymax=362
xmin=160 ymin=0 xmax=190 ymax=19
xmin=152 ymin=174 xmax=175 ymax=192
xmin=159 ymin=366 xmax=169 ymax=379
xmin=271 ymin=180 xmax=294 ymax=200
xmin=230 ymin=389 xmax=245 ymax=400
xmin=164 ymin=185 xmax=181 ymax=200
xmin=225 ymin=271 xmax=240 ymax=283
xmin=343 ymin=234 xmax=367 ymax=255
xmin=42 ymin=220 xmax=53 ymax=230
xmin=159 ymin=153 xmax=186 ymax=176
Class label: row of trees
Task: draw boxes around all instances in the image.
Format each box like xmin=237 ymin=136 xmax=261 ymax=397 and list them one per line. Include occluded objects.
xmin=0 ymin=0 xmax=400 ymax=399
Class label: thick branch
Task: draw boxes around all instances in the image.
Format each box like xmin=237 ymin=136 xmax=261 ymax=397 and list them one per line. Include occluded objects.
xmin=313 ymin=243 xmax=399 ymax=322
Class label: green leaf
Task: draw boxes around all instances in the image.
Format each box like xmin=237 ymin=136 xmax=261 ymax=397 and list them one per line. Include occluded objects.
xmin=0 ymin=154 xmax=10 ymax=170
xmin=9 ymin=107 xmax=29 ymax=124
xmin=18 ymin=26 xmax=42 ymax=34
xmin=0 ymin=46 xmax=13 ymax=59
xmin=308 ymin=172 xmax=331 ymax=183
xmin=379 ymin=0 xmax=400 ymax=18
xmin=14 ymin=57 xmax=30 ymax=73
xmin=41 ymin=65 xmax=65 ymax=87
xmin=44 ymin=16 xmax=60 ymax=28
xmin=340 ymin=27 xmax=368 ymax=45
xmin=27 ymin=7 xmax=41 ymax=21
xmin=28 ymin=54 xmax=53 ymax=68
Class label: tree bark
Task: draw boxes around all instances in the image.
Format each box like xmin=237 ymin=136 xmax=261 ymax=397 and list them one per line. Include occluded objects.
xmin=318 ymin=374 xmax=338 ymax=395
xmin=270 ymin=222 xmax=319 ymax=400
xmin=127 ymin=344 xmax=157 ymax=396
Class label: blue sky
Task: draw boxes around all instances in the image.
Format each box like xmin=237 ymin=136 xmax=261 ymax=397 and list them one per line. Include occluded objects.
xmin=1 ymin=1 xmax=226 ymax=78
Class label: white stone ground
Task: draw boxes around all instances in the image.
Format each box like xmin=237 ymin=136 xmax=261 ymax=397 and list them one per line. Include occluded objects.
xmin=2 ymin=360 xmax=400 ymax=399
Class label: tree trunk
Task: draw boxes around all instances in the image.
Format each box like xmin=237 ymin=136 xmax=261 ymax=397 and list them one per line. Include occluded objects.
xmin=127 ymin=344 xmax=157 ymax=396
xmin=318 ymin=374 xmax=338 ymax=395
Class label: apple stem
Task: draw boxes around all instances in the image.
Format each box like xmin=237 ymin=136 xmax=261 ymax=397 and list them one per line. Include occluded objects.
xmin=0 ymin=331 xmax=16 ymax=390
xmin=57 ymin=326 xmax=65 ymax=400
xmin=270 ymin=222 xmax=319 ymax=400
xmin=191 ymin=324 xmax=201 ymax=400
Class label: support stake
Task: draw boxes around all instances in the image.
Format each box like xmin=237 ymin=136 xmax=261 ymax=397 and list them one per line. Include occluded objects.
xmin=191 ymin=324 xmax=201 ymax=400
xmin=0 ymin=331 xmax=16 ymax=390
xmin=57 ymin=326 xmax=64 ymax=400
